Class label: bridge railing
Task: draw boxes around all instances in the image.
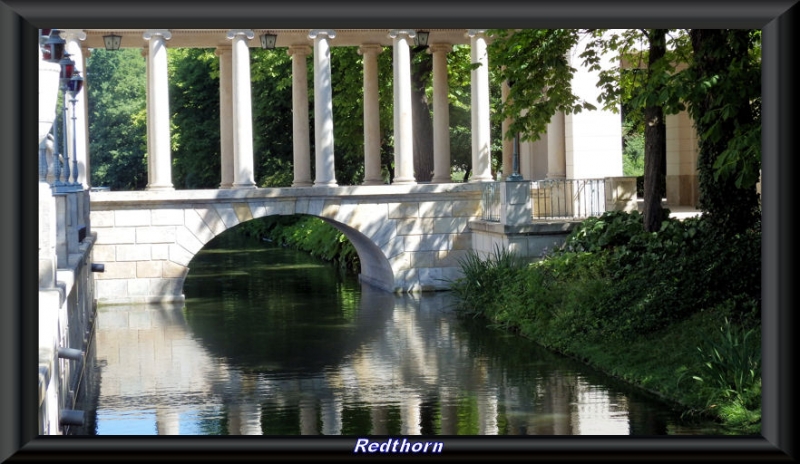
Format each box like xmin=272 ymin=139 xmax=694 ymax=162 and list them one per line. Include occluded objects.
xmin=478 ymin=177 xmax=638 ymax=225
xmin=531 ymin=178 xmax=605 ymax=220
xmin=480 ymin=182 xmax=501 ymax=222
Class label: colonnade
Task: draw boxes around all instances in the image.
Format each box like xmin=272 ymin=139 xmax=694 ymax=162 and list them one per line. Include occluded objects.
xmin=124 ymin=29 xmax=496 ymax=190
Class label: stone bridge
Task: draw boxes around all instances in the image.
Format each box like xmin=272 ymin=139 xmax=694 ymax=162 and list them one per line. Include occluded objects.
xmin=89 ymin=183 xmax=482 ymax=305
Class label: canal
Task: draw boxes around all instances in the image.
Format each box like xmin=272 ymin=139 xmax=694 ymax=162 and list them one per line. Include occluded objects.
xmin=74 ymin=231 xmax=724 ymax=436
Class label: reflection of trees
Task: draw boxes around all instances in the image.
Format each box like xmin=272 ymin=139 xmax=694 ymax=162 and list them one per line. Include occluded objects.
xmin=92 ymin=240 xmax=685 ymax=435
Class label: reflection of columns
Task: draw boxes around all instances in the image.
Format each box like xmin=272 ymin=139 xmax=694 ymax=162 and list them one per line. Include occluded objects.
xmin=228 ymin=401 xmax=263 ymax=435
xmin=288 ymin=44 xmax=313 ymax=187
xmin=468 ymin=30 xmax=493 ymax=182
xmin=478 ymin=391 xmax=499 ymax=435
xmin=216 ymin=45 xmax=234 ymax=189
xmin=501 ymin=80 xmax=513 ymax=179
xmin=546 ymin=111 xmax=566 ymax=179
xmin=401 ymin=394 xmax=421 ymax=435
xmin=155 ymin=407 xmax=179 ymax=435
xmin=320 ymin=397 xmax=342 ymax=435
xmin=299 ymin=397 xmax=318 ymax=435
xmin=429 ymin=43 xmax=452 ymax=184
xmin=227 ymin=30 xmax=257 ymax=189
xmin=389 ymin=30 xmax=416 ymax=185
xmin=309 ymin=30 xmax=337 ymax=187
xmin=358 ymin=44 xmax=384 ymax=186
xmin=143 ymin=30 xmax=174 ymax=190
xmin=370 ymin=405 xmax=389 ymax=435
xmin=63 ymin=30 xmax=88 ymax=188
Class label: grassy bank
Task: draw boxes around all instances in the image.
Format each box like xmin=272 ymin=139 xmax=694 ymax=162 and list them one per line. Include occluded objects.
xmin=449 ymin=210 xmax=761 ymax=434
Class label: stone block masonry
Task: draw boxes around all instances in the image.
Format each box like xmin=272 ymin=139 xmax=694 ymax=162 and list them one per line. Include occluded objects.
xmin=90 ymin=184 xmax=483 ymax=305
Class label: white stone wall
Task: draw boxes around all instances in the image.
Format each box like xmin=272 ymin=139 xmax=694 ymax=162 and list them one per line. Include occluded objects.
xmin=90 ymin=185 xmax=483 ymax=304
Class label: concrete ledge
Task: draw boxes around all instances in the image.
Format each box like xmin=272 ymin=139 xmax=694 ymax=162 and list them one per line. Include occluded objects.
xmin=468 ymin=219 xmax=581 ymax=235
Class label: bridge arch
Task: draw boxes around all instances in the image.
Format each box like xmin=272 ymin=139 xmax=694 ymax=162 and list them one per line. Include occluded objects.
xmin=89 ymin=184 xmax=482 ymax=305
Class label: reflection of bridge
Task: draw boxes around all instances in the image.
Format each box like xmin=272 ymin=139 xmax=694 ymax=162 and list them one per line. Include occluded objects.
xmin=90 ymin=183 xmax=482 ymax=303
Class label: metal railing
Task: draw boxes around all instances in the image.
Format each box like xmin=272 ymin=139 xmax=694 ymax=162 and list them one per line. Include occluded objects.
xmin=481 ymin=182 xmax=501 ymax=222
xmin=531 ymin=178 xmax=606 ymax=220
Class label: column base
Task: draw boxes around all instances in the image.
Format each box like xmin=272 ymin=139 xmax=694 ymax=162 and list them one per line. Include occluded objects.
xmin=313 ymin=181 xmax=338 ymax=187
xmin=146 ymin=184 xmax=175 ymax=191
xmin=219 ymin=183 xmax=234 ymax=189
xmin=468 ymin=176 xmax=494 ymax=183
xmin=392 ymin=178 xmax=417 ymax=185
xmin=232 ymin=183 xmax=257 ymax=189
xmin=362 ymin=179 xmax=384 ymax=186
xmin=431 ymin=176 xmax=452 ymax=184
xmin=292 ymin=181 xmax=313 ymax=187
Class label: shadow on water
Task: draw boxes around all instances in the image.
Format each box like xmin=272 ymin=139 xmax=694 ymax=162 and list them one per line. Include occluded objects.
xmin=76 ymin=232 xmax=728 ymax=435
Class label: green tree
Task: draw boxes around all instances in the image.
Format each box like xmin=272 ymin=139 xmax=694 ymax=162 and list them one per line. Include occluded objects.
xmin=680 ymin=29 xmax=761 ymax=235
xmin=86 ymin=48 xmax=148 ymax=190
xmin=169 ymin=48 xmax=221 ymax=189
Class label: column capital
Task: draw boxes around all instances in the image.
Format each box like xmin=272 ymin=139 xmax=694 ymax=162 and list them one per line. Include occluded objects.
xmin=214 ymin=45 xmax=232 ymax=56
xmin=427 ymin=43 xmax=452 ymax=55
xmin=357 ymin=44 xmax=383 ymax=56
xmin=61 ymin=29 xmax=86 ymax=42
xmin=467 ymin=29 xmax=487 ymax=38
xmin=287 ymin=44 xmax=312 ymax=57
xmin=226 ymin=29 xmax=255 ymax=40
xmin=81 ymin=46 xmax=92 ymax=58
xmin=308 ymin=29 xmax=336 ymax=40
xmin=143 ymin=29 xmax=172 ymax=41
xmin=388 ymin=30 xmax=416 ymax=40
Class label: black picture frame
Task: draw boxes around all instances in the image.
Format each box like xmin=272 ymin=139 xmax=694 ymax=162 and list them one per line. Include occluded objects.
xmin=2 ymin=0 xmax=795 ymax=461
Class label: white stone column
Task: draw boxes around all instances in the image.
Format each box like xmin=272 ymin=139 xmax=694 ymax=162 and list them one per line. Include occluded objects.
xmin=143 ymin=30 xmax=174 ymax=191
xmin=216 ymin=45 xmax=235 ymax=189
xmin=309 ymin=30 xmax=337 ymax=187
xmin=429 ymin=43 xmax=453 ymax=183
xmin=227 ymin=30 xmax=257 ymax=189
xmin=288 ymin=44 xmax=313 ymax=187
xmin=389 ymin=29 xmax=416 ymax=185
xmin=358 ymin=44 xmax=384 ymax=186
xmin=141 ymin=47 xmax=153 ymax=188
xmin=63 ymin=30 xmax=88 ymax=188
xmin=546 ymin=111 xmax=566 ymax=179
xmin=468 ymin=29 xmax=493 ymax=182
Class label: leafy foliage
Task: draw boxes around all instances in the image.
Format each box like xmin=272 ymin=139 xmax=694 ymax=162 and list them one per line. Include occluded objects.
xmin=86 ymin=49 xmax=148 ymax=190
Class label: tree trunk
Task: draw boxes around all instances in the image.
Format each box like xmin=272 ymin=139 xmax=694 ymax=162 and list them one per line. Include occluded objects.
xmin=411 ymin=47 xmax=434 ymax=182
xmin=643 ymin=29 xmax=668 ymax=233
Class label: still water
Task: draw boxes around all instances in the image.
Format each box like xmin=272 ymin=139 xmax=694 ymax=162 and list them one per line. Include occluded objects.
xmin=78 ymin=232 xmax=722 ymax=436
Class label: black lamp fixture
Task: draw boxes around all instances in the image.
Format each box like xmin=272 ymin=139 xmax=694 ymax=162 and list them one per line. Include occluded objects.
xmin=66 ymin=69 xmax=84 ymax=94
xmin=59 ymin=52 xmax=76 ymax=84
xmin=103 ymin=33 xmax=122 ymax=51
xmin=414 ymin=30 xmax=430 ymax=47
xmin=43 ymin=29 xmax=66 ymax=62
xmin=260 ymin=32 xmax=277 ymax=50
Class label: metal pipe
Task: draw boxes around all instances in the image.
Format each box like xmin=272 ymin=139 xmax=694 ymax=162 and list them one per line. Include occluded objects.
xmin=91 ymin=263 xmax=105 ymax=273
xmin=57 ymin=347 xmax=83 ymax=361
xmin=59 ymin=409 xmax=85 ymax=426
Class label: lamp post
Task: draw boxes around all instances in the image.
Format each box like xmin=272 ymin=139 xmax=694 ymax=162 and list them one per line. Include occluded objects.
xmin=66 ymin=70 xmax=84 ymax=187
xmin=505 ymin=79 xmax=523 ymax=181
xmin=57 ymin=52 xmax=77 ymax=190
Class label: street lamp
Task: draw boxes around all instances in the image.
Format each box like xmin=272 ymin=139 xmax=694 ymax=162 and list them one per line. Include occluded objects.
xmin=260 ymin=32 xmax=277 ymax=50
xmin=56 ymin=52 xmax=77 ymax=189
xmin=506 ymin=79 xmax=523 ymax=182
xmin=67 ymin=70 xmax=84 ymax=186
xmin=42 ymin=29 xmax=65 ymax=62
xmin=103 ymin=33 xmax=122 ymax=51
